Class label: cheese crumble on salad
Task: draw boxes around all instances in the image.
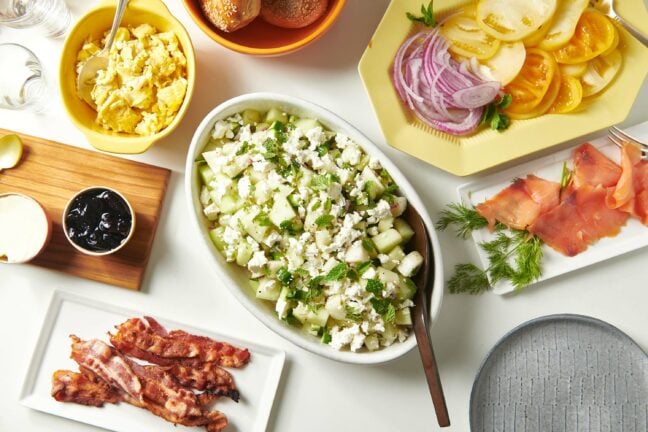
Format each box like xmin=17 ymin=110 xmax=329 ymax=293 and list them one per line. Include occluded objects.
xmin=196 ymin=108 xmax=424 ymax=351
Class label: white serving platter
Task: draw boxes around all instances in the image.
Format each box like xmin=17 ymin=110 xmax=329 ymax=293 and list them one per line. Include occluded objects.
xmin=458 ymin=122 xmax=648 ymax=295
xmin=20 ymin=290 xmax=286 ymax=432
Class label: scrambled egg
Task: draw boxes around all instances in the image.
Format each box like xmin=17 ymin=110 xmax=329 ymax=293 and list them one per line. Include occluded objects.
xmin=76 ymin=24 xmax=188 ymax=136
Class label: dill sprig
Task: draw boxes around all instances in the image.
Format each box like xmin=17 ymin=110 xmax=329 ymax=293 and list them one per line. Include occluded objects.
xmin=437 ymin=203 xmax=544 ymax=294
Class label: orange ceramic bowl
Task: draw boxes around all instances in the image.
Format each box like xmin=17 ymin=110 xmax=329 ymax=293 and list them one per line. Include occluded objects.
xmin=181 ymin=0 xmax=346 ymax=56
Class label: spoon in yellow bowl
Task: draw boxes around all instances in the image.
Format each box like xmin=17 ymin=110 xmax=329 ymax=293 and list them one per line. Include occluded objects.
xmin=77 ymin=0 xmax=129 ymax=108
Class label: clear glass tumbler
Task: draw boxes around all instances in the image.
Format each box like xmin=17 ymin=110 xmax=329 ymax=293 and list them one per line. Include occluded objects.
xmin=0 ymin=0 xmax=71 ymax=37
xmin=0 ymin=43 xmax=48 ymax=112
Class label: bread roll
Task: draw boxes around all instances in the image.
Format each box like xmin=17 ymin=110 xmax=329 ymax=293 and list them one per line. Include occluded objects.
xmin=260 ymin=0 xmax=328 ymax=29
xmin=200 ymin=0 xmax=261 ymax=32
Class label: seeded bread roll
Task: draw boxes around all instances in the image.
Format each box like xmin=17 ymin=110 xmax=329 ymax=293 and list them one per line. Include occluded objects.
xmin=260 ymin=0 xmax=328 ymax=29
xmin=200 ymin=0 xmax=261 ymax=32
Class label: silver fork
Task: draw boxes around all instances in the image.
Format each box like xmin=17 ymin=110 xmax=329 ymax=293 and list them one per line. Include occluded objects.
xmin=608 ymin=126 xmax=648 ymax=159
xmin=590 ymin=0 xmax=648 ymax=48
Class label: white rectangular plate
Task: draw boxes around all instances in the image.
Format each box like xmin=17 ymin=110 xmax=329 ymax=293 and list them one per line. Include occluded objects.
xmin=20 ymin=290 xmax=285 ymax=432
xmin=458 ymin=123 xmax=648 ymax=295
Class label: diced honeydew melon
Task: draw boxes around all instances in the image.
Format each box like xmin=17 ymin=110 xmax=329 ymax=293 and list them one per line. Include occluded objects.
xmin=294 ymin=118 xmax=322 ymax=131
xmin=203 ymin=203 xmax=220 ymax=221
xmin=376 ymin=266 xmax=400 ymax=285
xmin=198 ymin=164 xmax=215 ymax=185
xmin=378 ymin=217 xmax=394 ymax=233
xmin=397 ymin=251 xmax=424 ymax=277
xmin=236 ymin=242 xmax=254 ymax=266
xmin=361 ymin=166 xmax=385 ymax=199
xmin=372 ymin=228 xmax=403 ymax=253
xmin=365 ymin=334 xmax=380 ymax=351
xmin=390 ymin=196 xmax=407 ymax=217
xmin=218 ymin=194 xmax=242 ymax=214
xmin=397 ymin=277 xmax=417 ymax=300
xmin=264 ymin=108 xmax=288 ymax=124
xmin=325 ymin=294 xmax=346 ymax=320
xmin=269 ymin=196 xmax=297 ymax=227
xmin=345 ymin=240 xmax=370 ymax=263
xmin=256 ymin=277 xmax=281 ymax=301
xmin=209 ymin=227 xmax=226 ymax=251
xmin=222 ymin=155 xmax=250 ymax=178
xmin=241 ymin=212 xmax=269 ymax=244
xmin=241 ymin=109 xmax=262 ymax=125
xmin=315 ymin=230 xmax=332 ymax=248
xmin=393 ymin=218 xmax=414 ymax=243
xmin=276 ymin=286 xmax=291 ymax=319
xmin=395 ymin=307 xmax=412 ymax=326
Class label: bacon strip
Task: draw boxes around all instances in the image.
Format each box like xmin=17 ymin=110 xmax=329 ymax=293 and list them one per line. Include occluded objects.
xmin=476 ymin=175 xmax=560 ymax=230
xmin=168 ymin=362 xmax=240 ymax=402
xmin=52 ymin=370 xmax=119 ymax=407
xmin=109 ymin=317 xmax=251 ymax=368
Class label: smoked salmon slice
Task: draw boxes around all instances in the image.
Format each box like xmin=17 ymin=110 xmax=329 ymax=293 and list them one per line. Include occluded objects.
xmin=529 ymin=184 xmax=629 ymax=256
xmin=476 ymin=175 xmax=560 ymax=231
xmin=607 ymin=143 xmax=642 ymax=210
xmin=572 ymin=143 xmax=622 ymax=188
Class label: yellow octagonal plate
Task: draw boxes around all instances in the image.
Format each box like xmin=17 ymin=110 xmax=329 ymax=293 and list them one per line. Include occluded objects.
xmin=359 ymin=0 xmax=648 ymax=176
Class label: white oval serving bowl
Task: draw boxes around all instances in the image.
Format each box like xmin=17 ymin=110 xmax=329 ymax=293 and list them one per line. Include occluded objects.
xmin=185 ymin=92 xmax=444 ymax=364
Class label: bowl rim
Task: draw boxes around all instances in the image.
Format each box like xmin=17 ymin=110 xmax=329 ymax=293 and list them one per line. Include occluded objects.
xmin=58 ymin=0 xmax=196 ymax=154
xmin=180 ymin=0 xmax=346 ymax=56
xmin=61 ymin=186 xmax=136 ymax=257
xmin=184 ymin=92 xmax=444 ymax=364
xmin=0 ymin=192 xmax=52 ymax=264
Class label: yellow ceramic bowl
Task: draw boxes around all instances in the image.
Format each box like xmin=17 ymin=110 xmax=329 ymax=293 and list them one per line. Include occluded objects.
xmin=182 ymin=0 xmax=346 ymax=56
xmin=359 ymin=0 xmax=648 ymax=176
xmin=59 ymin=0 xmax=196 ymax=154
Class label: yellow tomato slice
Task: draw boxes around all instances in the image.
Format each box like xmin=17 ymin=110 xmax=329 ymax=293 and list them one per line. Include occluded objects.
xmin=523 ymin=20 xmax=552 ymax=47
xmin=549 ymin=75 xmax=583 ymax=113
xmin=476 ymin=0 xmax=557 ymax=42
xmin=440 ymin=15 xmax=501 ymax=60
xmin=538 ymin=0 xmax=589 ymax=50
xmin=509 ymin=70 xmax=562 ymax=119
xmin=478 ymin=42 xmax=527 ymax=86
xmin=559 ymin=62 xmax=588 ymax=77
xmin=581 ymin=49 xmax=622 ymax=97
xmin=553 ymin=10 xmax=616 ymax=64
xmin=600 ymin=23 xmax=619 ymax=57
xmin=504 ymin=48 xmax=557 ymax=114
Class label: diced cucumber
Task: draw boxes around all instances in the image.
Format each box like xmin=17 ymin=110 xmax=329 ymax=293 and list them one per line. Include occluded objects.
xmin=395 ymin=307 xmax=412 ymax=326
xmin=209 ymin=227 xmax=226 ymax=251
xmin=249 ymin=279 xmax=259 ymax=292
xmin=397 ymin=277 xmax=417 ymax=300
xmin=294 ymin=118 xmax=321 ymax=131
xmin=287 ymin=194 xmax=301 ymax=208
xmin=372 ymin=228 xmax=403 ymax=253
xmin=265 ymin=108 xmax=288 ymax=124
xmin=362 ymin=166 xmax=385 ymax=199
xmin=357 ymin=154 xmax=370 ymax=170
xmin=383 ymin=246 xmax=405 ymax=270
xmin=198 ymin=164 xmax=215 ymax=185
xmin=218 ymin=194 xmax=242 ymax=214
xmin=202 ymin=139 xmax=222 ymax=153
xmin=241 ymin=109 xmax=262 ymax=125
xmin=377 ymin=267 xmax=400 ymax=285
xmin=378 ymin=217 xmax=394 ymax=233
xmin=303 ymin=323 xmax=321 ymax=336
xmin=269 ymin=196 xmax=297 ymax=227
xmin=276 ymin=286 xmax=291 ymax=319
xmin=394 ymin=218 xmax=414 ymax=243
xmin=325 ymin=294 xmax=346 ymax=320
xmin=249 ymin=169 xmax=266 ymax=184
xmin=222 ymin=155 xmax=250 ymax=178
xmin=365 ymin=334 xmax=380 ymax=351
xmin=241 ymin=212 xmax=269 ymax=244
xmin=390 ymin=196 xmax=407 ymax=217
xmin=382 ymin=324 xmax=398 ymax=346
xmin=200 ymin=186 xmax=211 ymax=206
xmin=306 ymin=307 xmax=330 ymax=327
xmin=256 ymin=278 xmax=281 ymax=301
xmin=397 ymin=251 xmax=423 ymax=277
xmin=203 ymin=203 xmax=220 ymax=221
xmin=345 ymin=240 xmax=370 ymax=263
xmin=292 ymin=302 xmax=309 ymax=323
xmin=266 ymin=260 xmax=283 ymax=276
xmin=236 ymin=242 xmax=254 ymax=266
xmin=203 ymin=150 xmax=224 ymax=174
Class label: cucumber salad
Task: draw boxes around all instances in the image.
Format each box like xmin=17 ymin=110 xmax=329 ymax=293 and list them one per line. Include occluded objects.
xmin=196 ymin=108 xmax=424 ymax=352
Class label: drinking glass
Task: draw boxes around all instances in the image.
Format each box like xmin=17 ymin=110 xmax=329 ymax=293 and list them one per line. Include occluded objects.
xmin=0 ymin=0 xmax=70 ymax=37
xmin=0 ymin=43 xmax=48 ymax=112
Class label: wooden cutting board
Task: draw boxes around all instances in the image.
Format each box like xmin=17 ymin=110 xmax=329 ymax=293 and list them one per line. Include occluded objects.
xmin=0 ymin=129 xmax=171 ymax=290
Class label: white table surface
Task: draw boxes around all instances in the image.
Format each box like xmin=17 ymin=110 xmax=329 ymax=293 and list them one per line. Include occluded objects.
xmin=1 ymin=1 xmax=647 ymax=431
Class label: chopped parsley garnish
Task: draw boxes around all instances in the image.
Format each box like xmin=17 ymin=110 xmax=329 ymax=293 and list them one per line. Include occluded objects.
xmin=481 ymin=93 xmax=512 ymax=132
xmin=406 ymin=1 xmax=436 ymax=27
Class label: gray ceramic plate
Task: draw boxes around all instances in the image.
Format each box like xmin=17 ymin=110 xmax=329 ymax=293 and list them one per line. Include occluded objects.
xmin=470 ymin=314 xmax=648 ymax=432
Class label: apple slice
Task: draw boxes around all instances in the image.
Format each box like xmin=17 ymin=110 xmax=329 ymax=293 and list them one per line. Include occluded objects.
xmin=0 ymin=193 xmax=52 ymax=263
xmin=0 ymin=134 xmax=23 ymax=171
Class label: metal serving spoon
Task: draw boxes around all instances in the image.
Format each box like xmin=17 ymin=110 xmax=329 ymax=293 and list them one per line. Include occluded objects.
xmin=404 ymin=205 xmax=450 ymax=427
xmin=77 ymin=0 xmax=129 ymax=108
xmin=590 ymin=0 xmax=648 ymax=48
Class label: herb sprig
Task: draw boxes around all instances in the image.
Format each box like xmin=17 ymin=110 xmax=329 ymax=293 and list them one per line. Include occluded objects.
xmin=406 ymin=1 xmax=436 ymax=27
xmin=436 ymin=203 xmax=544 ymax=294
xmin=481 ymin=94 xmax=512 ymax=132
